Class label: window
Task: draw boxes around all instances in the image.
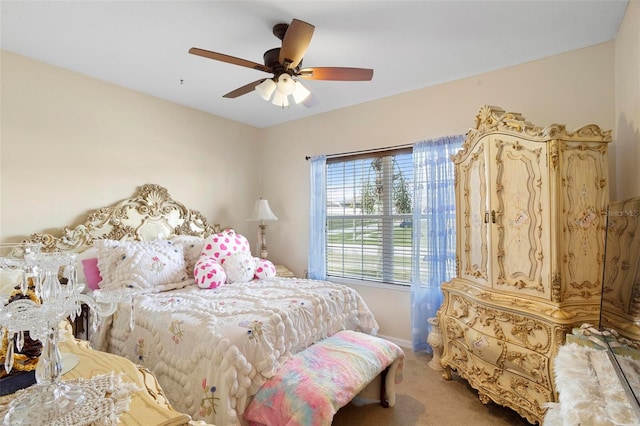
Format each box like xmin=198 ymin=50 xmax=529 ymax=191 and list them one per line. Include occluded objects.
xmin=325 ymin=148 xmax=413 ymax=285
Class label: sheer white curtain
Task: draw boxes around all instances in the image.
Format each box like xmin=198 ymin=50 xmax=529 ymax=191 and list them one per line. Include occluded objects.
xmin=308 ymin=155 xmax=327 ymax=280
xmin=411 ymin=135 xmax=463 ymax=352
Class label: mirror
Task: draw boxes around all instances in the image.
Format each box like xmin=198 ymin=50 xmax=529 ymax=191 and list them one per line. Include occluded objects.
xmin=600 ymin=195 xmax=640 ymax=409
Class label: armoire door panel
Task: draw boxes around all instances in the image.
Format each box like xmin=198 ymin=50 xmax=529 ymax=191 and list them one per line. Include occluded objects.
xmin=561 ymin=143 xmax=608 ymax=301
xmin=458 ymin=142 xmax=490 ymax=287
xmin=492 ymin=138 xmax=551 ymax=299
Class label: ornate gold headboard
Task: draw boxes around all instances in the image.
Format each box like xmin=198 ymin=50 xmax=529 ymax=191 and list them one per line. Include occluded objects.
xmin=23 ymin=184 xmax=220 ymax=252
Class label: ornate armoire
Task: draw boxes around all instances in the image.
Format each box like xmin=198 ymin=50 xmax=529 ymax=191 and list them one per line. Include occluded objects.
xmin=437 ymin=106 xmax=611 ymax=424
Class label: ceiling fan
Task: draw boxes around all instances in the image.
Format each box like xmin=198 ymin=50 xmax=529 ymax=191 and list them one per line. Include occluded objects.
xmin=188 ymin=19 xmax=374 ymax=107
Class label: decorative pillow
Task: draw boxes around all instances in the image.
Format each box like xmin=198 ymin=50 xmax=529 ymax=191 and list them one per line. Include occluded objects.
xmin=223 ymin=251 xmax=256 ymax=284
xmin=95 ymin=239 xmax=188 ymax=290
xmin=194 ymin=257 xmax=226 ymax=289
xmin=81 ymin=257 xmax=102 ymax=291
xmin=75 ymin=247 xmax=98 ymax=286
xmin=201 ymin=229 xmax=251 ymax=266
xmin=170 ymin=235 xmax=205 ymax=274
xmin=254 ymin=258 xmax=276 ymax=280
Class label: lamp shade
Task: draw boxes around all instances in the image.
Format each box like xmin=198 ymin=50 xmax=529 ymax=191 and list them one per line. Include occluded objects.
xmin=292 ymin=81 xmax=311 ymax=104
xmin=271 ymin=91 xmax=289 ymax=107
xmin=255 ymin=79 xmax=276 ymax=101
xmin=248 ymin=199 xmax=278 ymax=222
xmin=276 ymin=73 xmax=295 ymax=96
xmin=256 ymin=74 xmax=310 ymax=107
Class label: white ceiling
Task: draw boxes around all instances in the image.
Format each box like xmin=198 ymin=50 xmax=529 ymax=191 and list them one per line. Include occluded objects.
xmin=1 ymin=1 xmax=628 ymax=129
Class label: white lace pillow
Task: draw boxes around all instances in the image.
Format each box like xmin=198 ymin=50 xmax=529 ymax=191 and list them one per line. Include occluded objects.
xmin=95 ymin=239 xmax=188 ymax=290
xmin=223 ymin=251 xmax=256 ymax=284
xmin=170 ymin=235 xmax=205 ymax=275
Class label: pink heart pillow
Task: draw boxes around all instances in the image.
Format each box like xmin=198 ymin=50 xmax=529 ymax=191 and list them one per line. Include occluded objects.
xmin=200 ymin=229 xmax=251 ymax=266
xmin=254 ymin=258 xmax=276 ymax=280
xmin=194 ymin=257 xmax=226 ymax=289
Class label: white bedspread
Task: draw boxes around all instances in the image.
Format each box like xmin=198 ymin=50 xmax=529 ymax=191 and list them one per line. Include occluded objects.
xmin=90 ymin=277 xmax=379 ymax=426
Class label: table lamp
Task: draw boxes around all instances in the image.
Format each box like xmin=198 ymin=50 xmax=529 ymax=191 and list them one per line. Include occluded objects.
xmin=248 ymin=198 xmax=278 ymax=259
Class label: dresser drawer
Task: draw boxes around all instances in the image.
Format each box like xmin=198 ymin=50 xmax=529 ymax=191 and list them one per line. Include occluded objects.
xmin=444 ymin=315 xmax=551 ymax=388
xmin=445 ymin=338 xmax=552 ymax=423
xmin=445 ymin=292 xmax=553 ymax=356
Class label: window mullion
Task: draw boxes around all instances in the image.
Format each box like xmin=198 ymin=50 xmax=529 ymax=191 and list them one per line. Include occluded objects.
xmin=381 ymin=156 xmax=394 ymax=282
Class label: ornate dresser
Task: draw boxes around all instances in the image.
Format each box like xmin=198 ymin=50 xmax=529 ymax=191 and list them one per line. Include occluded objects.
xmin=437 ymin=106 xmax=611 ymax=424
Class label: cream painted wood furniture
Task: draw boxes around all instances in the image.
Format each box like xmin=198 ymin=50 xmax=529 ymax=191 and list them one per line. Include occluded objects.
xmin=275 ymin=264 xmax=295 ymax=278
xmin=437 ymin=106 xmax=611 ymax=425
xmin=600 ymin=196 xmax=640 ymax=343
xmin=0 ymin=323 xmax=200 ymax=426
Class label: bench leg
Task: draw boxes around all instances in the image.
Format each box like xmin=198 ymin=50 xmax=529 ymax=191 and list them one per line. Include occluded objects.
xmin=380 ymin=366 xmax=389 ymax=408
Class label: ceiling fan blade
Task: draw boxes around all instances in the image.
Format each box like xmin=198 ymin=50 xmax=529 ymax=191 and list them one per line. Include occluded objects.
xmin=189 ymin=47 xmax=272 ymax=73
xmin=298 ymin=67 xmax=374 ymax=81
xmin=223 ymin=79 xmax=266 ymax=98
xmin=279 ymin=19 xmax=315 ymax=70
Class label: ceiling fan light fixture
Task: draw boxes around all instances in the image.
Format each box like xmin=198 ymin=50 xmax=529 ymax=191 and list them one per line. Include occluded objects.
xmin=276 ymin=73 xmax=295 ymax=96
xmin=255 ymin=78 xmax=276 ymax=101
xmin=272 ymin=91 xmax=289 ymax=108
xmin=292 ymin=81 xmax=311 ymax=104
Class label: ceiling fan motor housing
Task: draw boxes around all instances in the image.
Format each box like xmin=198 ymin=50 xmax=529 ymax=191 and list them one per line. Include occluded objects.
xmin=263 ymin=47 xmax=300 ymax=78
xmin=272 ymin=23 xmax=289 ymax=40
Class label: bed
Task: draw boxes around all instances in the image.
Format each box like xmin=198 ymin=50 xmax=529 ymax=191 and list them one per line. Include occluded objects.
xmin=20 ymin=184 xmax=380 ymax=425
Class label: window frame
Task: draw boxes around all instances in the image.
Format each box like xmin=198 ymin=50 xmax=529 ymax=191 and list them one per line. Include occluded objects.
xmin=324 ymin=147 xmax=413 ymax=286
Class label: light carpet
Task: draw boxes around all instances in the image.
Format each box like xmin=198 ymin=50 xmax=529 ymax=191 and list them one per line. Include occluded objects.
xmin=333 ymin=349 xmax=532 ymax=426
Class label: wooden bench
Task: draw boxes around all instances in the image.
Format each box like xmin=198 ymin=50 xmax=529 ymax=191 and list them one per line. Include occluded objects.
xmin=243 ymin=330 xmax=405 ymax=426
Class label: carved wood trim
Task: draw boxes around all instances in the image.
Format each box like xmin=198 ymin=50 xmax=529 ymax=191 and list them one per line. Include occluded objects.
xmin=21 ymin=184 xmax=221 ymax=252
xmin=453 ymin=105 xmax=611 ymax=164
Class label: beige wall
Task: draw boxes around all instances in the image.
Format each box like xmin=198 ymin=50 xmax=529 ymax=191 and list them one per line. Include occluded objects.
xmin=1 ymin=51 xmax=262 ymax=243
xmin=614 ymin=0 xmax=640 ymax=201
xmin=3 ymin=20 xmax=636 ymax=342
xmin=262 ymin=42 xmax=616 ymax=342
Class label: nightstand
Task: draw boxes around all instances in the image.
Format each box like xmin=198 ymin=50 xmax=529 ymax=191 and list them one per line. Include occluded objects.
xmin=275 ymin=264 xmax=295 ymax=278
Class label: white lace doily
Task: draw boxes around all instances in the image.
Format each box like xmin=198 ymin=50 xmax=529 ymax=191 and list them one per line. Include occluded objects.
xmin=0 ymin=372 xmax=139 ymax=426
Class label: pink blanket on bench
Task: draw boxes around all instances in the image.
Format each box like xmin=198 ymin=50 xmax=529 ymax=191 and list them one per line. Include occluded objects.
xmin=243 ymin=330 xmax=404 ymax=426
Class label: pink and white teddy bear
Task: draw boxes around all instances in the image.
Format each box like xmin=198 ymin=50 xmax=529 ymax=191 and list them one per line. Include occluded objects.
xmin=193 ymin=229 xmax=276 ymax=289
